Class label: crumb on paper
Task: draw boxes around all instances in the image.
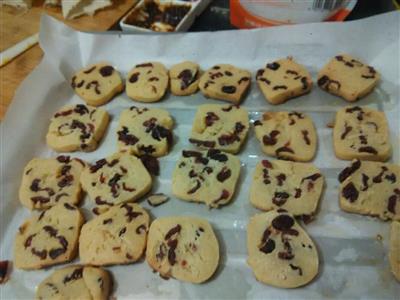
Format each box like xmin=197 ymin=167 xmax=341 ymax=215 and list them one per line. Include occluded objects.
xmin=326 ymin=121 xmax=335 ymax=128
xmin=147 ymin=193 xmax=169 ymax=207
xmin=376 ymin=234 xmax=383 ymax=242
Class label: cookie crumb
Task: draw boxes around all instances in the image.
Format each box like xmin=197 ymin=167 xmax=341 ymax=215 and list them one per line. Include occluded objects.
xmin=326 ymin=121 xmax=334 ymax=128
xmin=147 ymin=193 xmax=169 ymax=207
xmin=376 ymin=234 xmax=383 ymax=242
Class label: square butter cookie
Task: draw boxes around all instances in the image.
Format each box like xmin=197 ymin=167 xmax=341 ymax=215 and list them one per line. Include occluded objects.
xmin=172 ymin=149 xmax=241 ymax=208
xmin=256 ymin=57 xmax=312 ymax=105
xmin=117 ymin=106 xmax=173 ymax=157
xmin=254 ymin=111 xmax=317 ymax=162
xmin=317 ymin=54 xmax=380 ymax=101
xmin=333 ymin=106 xmax=391 ymax=161
xmin=189 ymin=104 xmax=249 ymax=154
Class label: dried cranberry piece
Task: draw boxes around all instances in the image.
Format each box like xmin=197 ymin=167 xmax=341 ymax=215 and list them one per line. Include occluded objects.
xmin=140 ymin=155 xmax=159 ymax=176
xmin=117 ymin=127 xmax=139 ymax=145
xmin=263 ymin=130 xmax=280 ymax=146
xmin=129 ymin=72 xmax=140 ymax=83
xmin=317 ymin=75 xmax=329 ymax=86
xmin=301 ymin=130 xmax=310 ymax=145
xmin=99 ymin=65 xmax=114 ymax=77
xmin=167 ymin=239 xmax=178 ymax=265
xmin=273 ymin=85 xmax=288 ymax=90
xmin=189 ymin=138 xmax=216 ymax=148
xmin=205 ymin=112 xmax=219 ymax=126
xmin=217 ymin=167 xmax=231 ymax=182
xmin=221 ymin=85 xmax=236 ymax=94
xmin=207 ymin=149 xmax=228 ymax=162
xmin=341 ymin=124 xmax=353 ymax=139
xmin=63 ymin=268 xmax=83 ymax=284
xmin=358 ymin=146 xmax=378 ymax=155
xmin=165 ymin=225 xmax=181 ymax=240
xmin=259 ymin=239 xmax=276 ymax=254
xmin=57 ymin=155 xmax=71 ymax=164
xmin=90 ymin=159 xmax=108 ymax=173
xmin=262 ymin=160 xmax=273 ymax=169
xmin=266 ymin=62 xmax=280 ymax=70
xmin=272 ymin=215 xmax=294 ymax=231
xmin=136 ymin=63 xmax=153 ymax=68
xmin=83 ymin=66 xmax=96 ymax=74
xmin=342 ymin=182 xmax=359 ymax=202
xmin=178 ymin=69 xmax=195 ymax=90
xmin=272 ymin=192 xmax=290 ymax=206
xmin=338 ymin=160 xmax=361 ymax=183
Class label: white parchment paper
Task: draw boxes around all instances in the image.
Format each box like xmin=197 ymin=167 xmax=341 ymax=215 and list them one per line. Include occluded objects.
xmin=1 ymin=12 xmax=399 ymax=299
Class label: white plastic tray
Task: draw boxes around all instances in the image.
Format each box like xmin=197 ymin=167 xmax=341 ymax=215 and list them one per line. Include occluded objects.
xmin=0 ymin=12 xmax=399 ymax=299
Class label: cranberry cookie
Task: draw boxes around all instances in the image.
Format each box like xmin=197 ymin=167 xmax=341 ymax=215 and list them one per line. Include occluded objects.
xmin=71 ymin=62 xmax=123 ymax=106
xmin=146 ymin=216 xmax=219 ymax=283
xmin=247 ymin=210 xmax=319 ymax=288
xmin=36 ymin=265 xmax=112 ymax=300
xmin=14 ymin=203 xmax=84 ymax=269
xmin=79 ymin=203 xmax=150 ymax=266
xmin=317 ymin=54 xmax=380 ymax=101
xmin=256 ymin=57 xmax=313 ymax=105
xmin=333 ymin=106 xmax=391 ymax=161
xmin=117 ymin=106 xmax=174 ymax=157
xmin=80 ymin=152 xmax=152 ymax=207
xmin=46 ymin=104 xmax=109 ymax=152
xmin=338 ymin=159 xmax=400 ymax=221
xmin=250 ymin=159 xmax=324 ymax=217
xmin=390 ymin=221 xmax=400 ymax=281
xmin=199 ymin=64 xmax=251 ymax=104
xmin=254 ymin=111 xmax=317 ymax=162
xmin=172 ymin=149 xmax=241 ymax=208
xmin=126 ymin=62 xmax=169 ymax=102
xmin=189 ymin=104 xmax=249 ymax=154
xmin=170 ymin=61 xmax=201 ymax=96
xmin=19 ymin=156 xmax=85 ymax=210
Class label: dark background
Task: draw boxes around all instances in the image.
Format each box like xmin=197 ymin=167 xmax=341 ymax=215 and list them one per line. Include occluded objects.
xmin=189 ymin=0 xmax=397 ymax=31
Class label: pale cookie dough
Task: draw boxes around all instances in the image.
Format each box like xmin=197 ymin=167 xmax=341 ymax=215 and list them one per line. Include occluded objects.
xmin=338 ymin=159 xmax=400 ymax=221
xmin=80 ymin=152 xmax=152 ymax=207
xmin=117 ymin=106 xmax=174 ymax=157
xmin=126 ymin=62 xmax=169 ymax=102
xmin=317 ymin=54 xmax=380 ymax=101
xmin=247 ymin=210 xmax=319 ymax=288
xmin=19 ymin=155 xmax=86 ymax=210
xmin=250 ymin=159 xmax=324 ymax=217
xmin=199 ymin=64 xmax=251 ymax=104
xmin=189 ymin=104 xmax=249 ymax=154
xmin=256 ymin=57 xmax=313 ymax=105
xmin=14 ymin=203 xmax=84 ymax=270
xmin=254 ymin=111 xmax=317 ymax=162
xmin=333 ymin=106 xmax=391 ymax=161
xmin=79 ymin=203 xmax=150 ymax=266
xmin=170 ymin=61 xmax=201 ymax=96
xmin=172 ymin=149 xmax=240 ymax=208
xmin=36 ymin=265 xmax=112 ymax=300
xmin=146 ymin=216 xmax=219 ymax=283
xmin=389 ymin=221 xmax=400 ymax=281
xmin=71 ymin=62 xmax=123 ymax=106
xmin=46 ymin=104 xmax=110 ymax=152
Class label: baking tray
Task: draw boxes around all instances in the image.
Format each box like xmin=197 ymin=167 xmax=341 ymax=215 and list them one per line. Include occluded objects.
xmin=1 ymin=12 xmax=399 ymax=299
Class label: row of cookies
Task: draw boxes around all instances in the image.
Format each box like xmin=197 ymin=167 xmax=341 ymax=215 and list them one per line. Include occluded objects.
xmin=19 ymin=147 xmax=399 ymax=222
xmin=14 ymin=202 xmax=220 ymax=294
xmin=71 ymin=54 xmax=380 ymax=106
xmin=46 ymin=102 xmax=393 ymax=163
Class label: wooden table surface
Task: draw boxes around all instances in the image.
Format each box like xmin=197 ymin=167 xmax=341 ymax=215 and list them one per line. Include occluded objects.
xmin=0 ymin=0 xmax=137 ymax=120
